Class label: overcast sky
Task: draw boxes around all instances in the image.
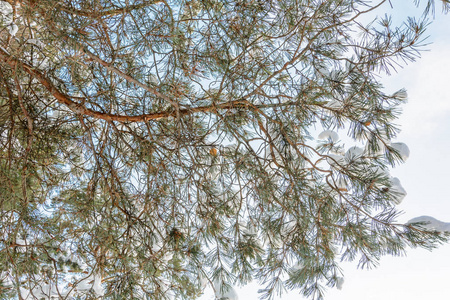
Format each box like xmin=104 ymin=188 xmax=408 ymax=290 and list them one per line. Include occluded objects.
xmin=200 ymin=2 xmax=450 ymax=300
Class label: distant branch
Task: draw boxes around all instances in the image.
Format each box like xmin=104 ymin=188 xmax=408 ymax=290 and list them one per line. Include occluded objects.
xmin=78 ymin=46 xmax=180 ymax=111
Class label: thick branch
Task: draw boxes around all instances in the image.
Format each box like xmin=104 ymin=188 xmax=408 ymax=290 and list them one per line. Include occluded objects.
xmin=58 ymin=1 xmax=163 ymax=18
xmin=0 ymin=48 xmax=262 ymax=122
xmin=12 ymin=1 xmax=162 ymax=18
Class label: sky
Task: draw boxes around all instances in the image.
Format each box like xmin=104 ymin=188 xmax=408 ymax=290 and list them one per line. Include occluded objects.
xmin=200 ymin=2 xmax=450 ymax=299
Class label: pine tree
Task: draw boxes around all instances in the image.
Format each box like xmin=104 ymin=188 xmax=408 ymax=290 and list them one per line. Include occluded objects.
xmin=0 ymin=0 xmax=449 ymax=299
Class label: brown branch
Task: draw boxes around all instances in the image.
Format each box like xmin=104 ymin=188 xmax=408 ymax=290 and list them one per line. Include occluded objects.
xmin=0 ymin=49 xmax=302 ymax=123
xmin=0 ymin=48 xmax=260 ymax=122
xmin=13 ymin=71 xmax=34 ymax=205
xmin=13 ymin=1 xmax=162 ymax=18
xmin=0 ymin=70 xmax=16 ymax=168
xmin=58 ymin=1 xmax=163 ymax=18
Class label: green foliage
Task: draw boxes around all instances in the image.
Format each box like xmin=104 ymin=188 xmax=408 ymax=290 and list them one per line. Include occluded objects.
xmin=0 ymin=0 xmax=449 ymax=299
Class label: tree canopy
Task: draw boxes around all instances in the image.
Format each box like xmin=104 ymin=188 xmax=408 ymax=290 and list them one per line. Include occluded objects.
xmin=0 ymin=0 xmax=449 ymax=299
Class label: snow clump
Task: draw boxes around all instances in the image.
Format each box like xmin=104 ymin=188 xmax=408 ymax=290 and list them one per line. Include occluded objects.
xmin=407 ymin=216 xmax=450 ymax=232
xmin=345 ymin=146 xmax=364 ymax=161
xmin=389 ymin=177 xmax=407 ymax=204
xmin=389 ymin=142 xmax=410 ymax=161
xmin=0 ymin=1 xmax=13 ymax=25
xmin=318 ymin=130 xmax=339 ymax=143
xmin=213 ymin=279 xmax=239 ymax=300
